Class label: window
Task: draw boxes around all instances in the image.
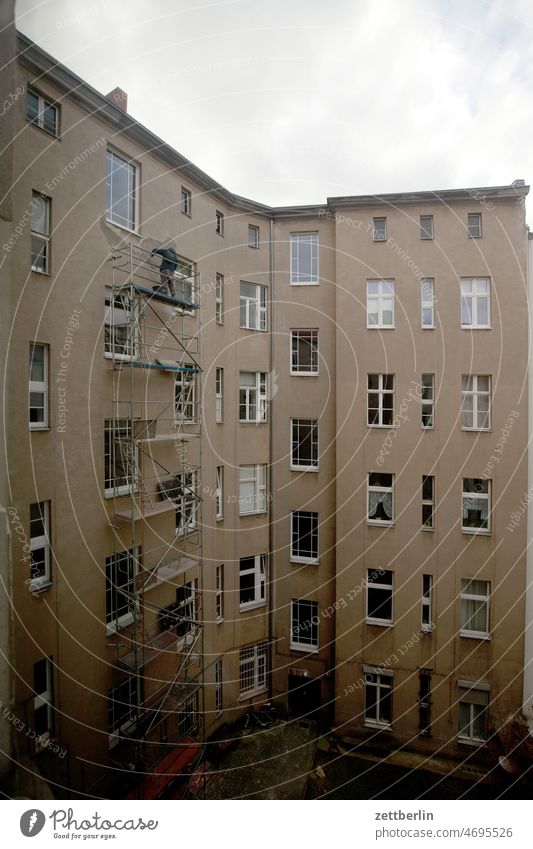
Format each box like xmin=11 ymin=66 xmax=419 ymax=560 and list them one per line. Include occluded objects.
xmin=180 ymin=187 xmax=191 ymax=216
xmin=215 ymin=466 xmax=224 ymax=521
xmin=461 ymin=278 xmax=490 ymax=328
xmin=105 ymin=149 xmax=136 ymax=231
xmin=215 ymin=659 xmax=223 ymax=716
xmin=291 ymin=419 xmax=319 ymax=470
xmin=105 ymin=548 xmax=138 ymax=631
xmin=239 ymin=464 xmax=267 ymax=515
xmin=460 ymin=579 xmax=490 ymax=637
xmin=419 ymin=670 xmax=431 ymax=734
xmin=373 ymin=217 xmax=387 ymax=241
xmin=30 ymin=501 xmax=51 ymax=589
xmin=239 ymin=554 xmax=266 ymax=610
xmin=33 ymin=657 xmax=53 ymax=744
xmin=291 ymin=599 xmax=319 ymax=650
xmin=104 ymin=419 xmax=136 ymax=496
xmin=173 ymin=580 xmax=198 ymax=639
xmin=291 ymin=233 xmax=318 ymax=284
xmin=215 ymin=210 xmax=224 ymax=236
xmin=108 ymin=676 xmax=138 ymax=745
xmin=367 ymin=374 xmax=394 ymax=427
xmin=174 ymin=471 xmax=198 ymax=536
xmin=367 ymin=473 xmax=394 ymax=525
xmin=177 ymin=692 xmax=199 ymax=738
xmin=461 ymin=375 xmax=491 ymax=430
xmin=421 ymin=278 xmax=435 ymax=328
xmin=467 ymin=213 xmax=482 ymax=238
xmin=366 ymin=569 xmax=393 ymax=625
xmin=104 ymin=287 xmax=136 ymax=359
xmin=215 ymin=367 xmax=223 ymax=423
xmin=239 ymin=372 xmax=267 ymax=423
xmin=367 ymin=279 xmax=394 ymax=328
xmin=422 ymin=475 xmax=434 ymax=529
xmin=421 ymin=373 xmax=434 ymax=428
xmin=459 ymin=686 xmax=488 ymax=742
xmin=240 ymin=282 xmax=267 ymax=331
xmin=174 ymin=256 xmax=196 ymax=305
xmin=248 ymin=224 xmax=259 ymax=248
xmin=27 ymin=89 xmax=58 ymax=135
xmin=29 ymin=343 xmax=48 ymax=428
xmin=462 ymin=478 xmax=490 ymax=533
xmin=420 ymin=215 xmax=433 ymax=240
xmin=290 ymin=510 xmax=318 ymax=564
xmin=175 ymin=371 xmax=197 ymax=424
xmin=239 ymin=642 xmax=268 ymax=697
xmin=421 ymin=575 xmax=433 ymax=630
xmin=31 ymin=192 xmax=50 ymax=273
xmin=215 ymin=273 xmax=224 ymax=324
xmin=290 ymin=329 xmax=318 ymax=375
xmin=215 ymin=565 xmax=224 ymax=622
xmin=364 ymin=668 xmax=392 ymax=727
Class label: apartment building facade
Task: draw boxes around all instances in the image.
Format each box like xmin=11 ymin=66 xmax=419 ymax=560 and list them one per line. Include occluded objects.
xmin=2 ymin=30 xmax=530 ymax=796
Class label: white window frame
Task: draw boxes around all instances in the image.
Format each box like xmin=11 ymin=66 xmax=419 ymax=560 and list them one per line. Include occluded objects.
xmin=365 ymin=569 xmax=393 ymax=626
xmin=108 ymin=675 xmax=138 ymax=748
xmin=105 ymin=547 xmax=139 ymax=633
xmin=215 ymin=658 xmax=223 ymax=716
xmin=239 ymin=464 xmax=267 ymax=515
xmin=290 ymin=232 xmax=319 ymax=285
xmin=364 ymin=667 xmax=393 ymax=728
xmin=367 ymin=279 xmax=394 ymax=328
xmin=421 ymin=373 xmax=435 ymax=428
xmin=31 ymin=192 xmax=51 ymax=273
xmin=421 ymin=574 xmax=433 ymax=631
xmin=422 ymin=475 xmax=434 ymax=530
xmin=215 ymin=565 xmax=224 ymax=622
xmin=420 ymin=215 xmax=433 ymax=240
xmin=29 ymin=500 xmax=51 ymax=591
xmin=239 ymin=372 xmax=267 ymax=423
xmin=290 ymin=419 xmax=319 ymax=471
xmin=248 ymin=224 xmax=259 ymax=248
xmin=461 ymin=375 xmax=491 ymax=431
xmin=174 ymin=471 xmax=198 ymax=537
xmin=290 ymin=329 xmax=319 ymax=375
xmin=215 ymin=210 xmax=224 ymax=236
xmin=462 ymin=478 xmax=491 ymax=534
xmin=173 ymin=579 xmax=198 ymax=643
xmin=239 ymin=554 xmax=267 ymax=611
xmin=367 ymin=374 xmax=394 ymax=427
xmin=215 ymin=466 xmax=224 ymax=521
xmin=239 ymin=642 xmax=268 ymax=698
xmin=180 ymin=186 xmax=191 ymax=216
xmin=104 ymin=287 xmax=137 ymax=360
xmin=467 ymin=213 xmax=482 ymax=239
xmin=215 ymin=273 xmax=224 ymax=324
xmin=33 ymin=657 xmax=54 ymax=746
xmin=27 ymin=88 xmax=59 ymax=135
xmin=290 ymin=599 xmax=319 ymax=651
xmin=460 ymin=579 xmax=490 ymax=638
xmin=104 ymin=419 xmax=137 ymax=498
xmin=421 ymin=278 xmax=435 ymax=328
xmin=460 ymin=277 xmax=490 ymax=329
xmin=290 ymin=510 xmax=319 ymax=564
xmin=105 ymin=148 xmax=137 ymax=233
xmin=373 ymin=217 xmax=387 ymax=241
xmin=175 ymin=371 xmax=197 ymax=424
xmin=240 ymin=281 xmax=267 ymax=331
xmin=367 ymin=473 xmax=394 ymax=526
xmin=29 ymin=343 xmax=49 ymax=429
xmin=458 ymin=687 xmax=488 ymax=743
xmin=215 ymin=367 xmax=223 ymax=423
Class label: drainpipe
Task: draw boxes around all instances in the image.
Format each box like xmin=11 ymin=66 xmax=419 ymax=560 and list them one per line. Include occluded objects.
xmin=268 ymin=217 xmax=275 ymax=700
xmin=525 ymin=228 xmax=533 ymax=728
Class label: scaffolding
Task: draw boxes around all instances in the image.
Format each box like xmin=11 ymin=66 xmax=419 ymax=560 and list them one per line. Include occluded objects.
xmin=106 ymin=244 xmax=204 ymax=796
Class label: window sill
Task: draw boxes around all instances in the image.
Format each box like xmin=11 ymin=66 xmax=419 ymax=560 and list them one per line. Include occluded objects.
xmin=216 ymin=517 xmax=224 ymax=523
xmin=364 ymin=721 xmax=392 ymax=731
xmin=290 ymin=556 xmax=319 ymax=566
xmin=239 ymin=601 xmax=267 ymax=614
xmin=240 ymin=326 xmax=268 ymax=333
xmin=31 ymin=268 xmax=52 ymax=277
xmin=461 ymin=528 xmax=491 ymax=536
xmin=367 ymin=521 xmax=395 ymax=528
xmin=106 ymin=613 xmax=135 ymax=635
xmin=216 ymin=617 xmax=224 ymax=625
xmin=105 ymin=217 xmax=140 ymax=237
xmin=461 ymin=326 xmax=492 ymax=331
xmin=290 ymin=371 xmax=319 ymax=377
xmin=104 ymin=488 xmax=136 ymax=500
xmin=367 ymin=325 xmax=395 ymax=330
xmin=239 ymin=686 xmax=267 ymax=702
xmin=290 ymin=281 xmax=319 ymax=287
xmin=104 ymin=352 xmax=138 ymax=363
xmin=366 ymin=619 xmax=393 ymax=628
xmin=240 ymin=510 xmax=268 ymax=517
xmin=421 ymin=426 xmax=435 ymax=431
xmin=458 ymin=736 xmax=485 ymax=747
xmin=459 ymin=632 xmax=490 ymax=641
xmin=421 ymin=326 xmax=435 ymax=330
xmin=421 ymin=526 xmax=435 ymax=533
xmin=290 ymin=645 xmax=319 ymax=654
xmin=239 ymin=420 xmax=268 ymax=425
xmin=290 ymin=465 xmax=319 ymax=473
xmin=30 ymin=580 xmax=53 ymax=595
xmin=29 ymin=426 xmax=50 ymax=432
xmin=367 ymin=424 xmax=396 ymax=430
xmin=461 ymin=427 xmax=492 ymax=433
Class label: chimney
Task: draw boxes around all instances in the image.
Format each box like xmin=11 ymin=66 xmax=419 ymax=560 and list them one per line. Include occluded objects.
xmin=105 ymin=87 xmax=128 ymax=112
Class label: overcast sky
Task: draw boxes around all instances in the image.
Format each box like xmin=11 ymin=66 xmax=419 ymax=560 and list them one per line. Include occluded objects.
xmin=15 ymin=0 xmax=533 ymax=216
